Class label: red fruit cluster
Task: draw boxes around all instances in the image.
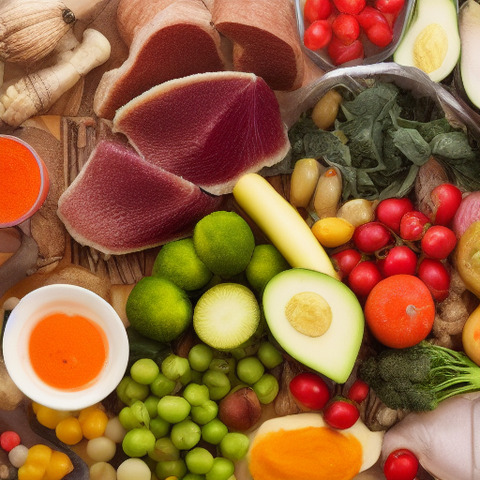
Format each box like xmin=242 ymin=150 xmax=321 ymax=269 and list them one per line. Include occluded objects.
xmin=331 ymin=184 xmax=462 ymax=302
xmin=302 ymin=0 xmax=405 ymax=65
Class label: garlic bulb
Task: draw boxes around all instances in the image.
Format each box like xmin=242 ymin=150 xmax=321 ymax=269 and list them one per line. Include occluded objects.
xmin=0 ymin=0 xmax=76 ymax=64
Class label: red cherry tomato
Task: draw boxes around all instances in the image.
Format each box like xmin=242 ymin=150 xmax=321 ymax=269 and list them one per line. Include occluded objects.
xmin=365 ymin=22 xmax=393 ymax=47
xmin=328 ymin=36 xmax=364 ymax=65
xmin=356 ymin=5 xmax=390 ymax=30
xmin=0 ymin=431 xmax=21 ymax=452
xmin=323 ymin=398 xmax=360 ymax=429
xmin=304 ymin=0 xmax=334 ymax=23
xmin=380 ymin=245 xmax=417 ymax=277
xmin=332 ymin=14 xmax=360 ymax=45
xmin=289 ymin=372 xmax=331 ymax=410
xmin=421 ymin=225 xmax=457 ymax=260
xmin=384 ymin=448 xmax=419 ymax=480
xmin=374 ymin=0 xmax=405 ymax=16
xmin=304 ymin=20 xmax=333 ymax=50
xmin=347 ymin=379 xmax=369 ymax=403
xmin=333 ymin=0 xmax=366 ymax=15
xmin=331 ymin=248 xmax=362 ymax=279
xmin=375 ymin=197 xmax=414 ymax=234
xmin=348 ymin=260 xmax=383 ymax=297
xmin=353 ymin=221 xmax=393 ymax=254
xmin=417 ymin=258 xmax=450 ymax=302
xmin=430 ymin=183 xmax=463 ymax=226
xmin=399 ymin=210 xmax=430 ymax=241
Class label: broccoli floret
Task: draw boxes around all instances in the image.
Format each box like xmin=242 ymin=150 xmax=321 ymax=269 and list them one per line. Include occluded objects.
xmin=358 ymin=341 xmax=480 ymax=411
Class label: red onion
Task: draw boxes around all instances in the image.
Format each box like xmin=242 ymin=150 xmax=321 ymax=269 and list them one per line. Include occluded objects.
xmin=452 ymin=191 xmax=480 ymax=238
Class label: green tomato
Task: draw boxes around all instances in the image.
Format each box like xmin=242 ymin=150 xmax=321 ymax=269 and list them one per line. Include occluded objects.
xmin=122 ymin=427 xmax=156 ymax=457
xmin=170 ymin=419 xmax=201 ymax=450
xmin=157 ymin=395 xmax=191 ymax=423
xmin=185 ymin=447 xmax=214 ymax=474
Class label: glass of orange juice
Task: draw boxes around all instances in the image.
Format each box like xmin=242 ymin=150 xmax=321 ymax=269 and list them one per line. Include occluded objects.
xmin=0 ymin=135 xmax=50 ymax=228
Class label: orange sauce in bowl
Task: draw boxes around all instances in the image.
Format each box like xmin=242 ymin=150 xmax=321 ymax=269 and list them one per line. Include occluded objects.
xmin=28 ymin=312 xmax=108 ymax=390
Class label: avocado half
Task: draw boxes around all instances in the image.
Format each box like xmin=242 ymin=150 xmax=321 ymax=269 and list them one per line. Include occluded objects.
xmin=262 ymin=268 xmax=364 ymax=383
xmin=393 ymin=0 xmax=460 ymax=82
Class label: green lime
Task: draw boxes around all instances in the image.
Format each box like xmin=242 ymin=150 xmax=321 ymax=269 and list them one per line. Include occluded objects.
xmin=126 ymin=276 xmax=192 ymax=343
xmin=193 ymin=211 xmax=255 ymax=278
xmin=152 ymin=238 xmax=213 ymax=291
xmin=246 ymin=244 xmax=289 ymax=293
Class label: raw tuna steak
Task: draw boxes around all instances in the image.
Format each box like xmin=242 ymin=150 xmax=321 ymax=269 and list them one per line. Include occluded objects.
xmin=113 ymin=71 xmax=290 ymax=195
xmin=93 ymin=0 xmax=226 ymax=120
xmin=212 ymin=0 xmax=305 ymax=91
xmin=57 ymin=141 xmax=223 ymax=255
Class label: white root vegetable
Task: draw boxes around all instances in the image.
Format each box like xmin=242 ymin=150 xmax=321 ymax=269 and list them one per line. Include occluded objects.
xmin=336 ymin=198 xmax=376 ymax=227
xmin=0 ymin=28 xmax=111 ymax=127
xmin=381 ymin=392 xmax=480 ymax=480
xmin=312 ymin=167 xmax=342 ymax=219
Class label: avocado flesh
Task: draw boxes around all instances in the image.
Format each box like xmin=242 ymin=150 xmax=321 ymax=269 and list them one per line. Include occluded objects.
xmin=262 ymin=268 xmax=364 ymax=384
xmin=393 ymin=0 xmax=460 ymax=82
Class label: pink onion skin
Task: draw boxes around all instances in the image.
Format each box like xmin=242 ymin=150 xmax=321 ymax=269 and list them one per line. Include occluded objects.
xmin=452 ymin=192 xmax=480 ymax=238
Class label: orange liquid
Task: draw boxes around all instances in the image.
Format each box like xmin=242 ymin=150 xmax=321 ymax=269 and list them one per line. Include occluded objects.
xmin=29 ymin=312 xmax=108 ymax=390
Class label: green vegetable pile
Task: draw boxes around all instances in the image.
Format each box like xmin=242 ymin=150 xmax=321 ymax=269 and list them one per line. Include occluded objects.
xmin=289 ymin=81 xmax=480 ymax=200
xmin=359 ymin=341 xmax=480 ymax=411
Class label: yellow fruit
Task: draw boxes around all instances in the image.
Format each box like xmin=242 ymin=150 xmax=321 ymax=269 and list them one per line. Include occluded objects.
xmin=18 ymin=462 xmax=46 ymax=480
xmin=79 ymin=407 xmax=109 ymax=440
xmin=55 ymin=416 xmax=83 ymax=445
xmin=455 ymin=221 xmax=480 ymax=299
xmin=43 ymin=450 xmax=74 ymax=480
xmin=26 ymin=444 xmax=52 ymax=468
xmin=462 ymin=304 xmax=480 ymax=366
xmin=311 ymin=217 xmax=355 ymax=248
xmin=35 ymin=405 xmax=72 ymax=430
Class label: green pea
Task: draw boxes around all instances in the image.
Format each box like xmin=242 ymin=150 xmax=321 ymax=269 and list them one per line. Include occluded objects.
xmin=155 ymin=459 xmax=187 ymax=480
xmin=253 ymin=373 xmax=279 ymax=404
xmin=220 ymin=432 xmax=250 ymax=461
xmin=157 ymin=395 xmax=191 ymax=423
xmin=148 ymin=436 xmax=180 ymax=462
xmin=209 ymin=357 xmax=235 ymax=375
xmin=188 ymin=343 xmax=214 ymax=372
xmin=130 ymin=358 xmax=160 ymax=385
xmin=116 ymin=376 xmax=149 ymax=405
xmin=122 ymin=427 xmax=155 ymax=457
xmin=185 ymin=447 xmax=214 ymax=475
xmin=144 ymin=395 xmax=160 ymax=419
xmin=201 ymin=419 xmax=228 ymax=445
xmin=191 ymin=400 xmax=218 ymax=425
xmin=183 ymin=383 xmax=210 ymax=406
xmin=170 ymin=419 xmax=201 ymax=450
xmin=202 ymin=370 xmax=231 ymax=400
xmin=205 ymin=457 xmax=234 ymax=480
xmin=257 ymin=341 xmax=283 ymax=369
xmin=162 ymin=353 xmax=191 ymax=383
xmin=149 ymin=416 xmax=170 ymax=439
xmin=236 ymin=357 xmax=264 ymax=385
xmin=118 ymin=406 xmax=141 ymax=430
xmin=150 ymin=372 xmax=176 ymax=397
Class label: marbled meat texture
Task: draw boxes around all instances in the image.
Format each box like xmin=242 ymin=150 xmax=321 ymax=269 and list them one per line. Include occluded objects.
xmin=112 ymin=71 xmax=290 ymax=196
xmin=57 ymin=141 xmax=223 ymax=255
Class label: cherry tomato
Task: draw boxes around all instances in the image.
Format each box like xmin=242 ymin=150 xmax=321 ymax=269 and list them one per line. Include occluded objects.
xmin=323 ymin=397 xmax=360 ymax=429
xmin=374 ymin=0 xmax=405 ymax=16
xmin=375 ymin=197 xmax=414 ymax=234
xmin=421 ymin=225 xmax=457 ymax=260
xmin=379 ymin=245 xmax=417 ymax=277
xmin=347 ymin=379 xmax=369 ymax=403
xmin=331 ymin=248 xmax=362 ymax=279
xmin=327 ymin=36 xmax=364 ymax=65
xmin=304 ymin=20 xmax=333 ymax=50
xmin=383 ymin=448 xmax=419 ymax=480
xmin=348 ymin=260 xmax=383 ymax=297
xmin=289 ymin=372 xmax=331 ymax=410
xmin=332 ymin=14 xmax=360 ymax=45
xmin=304 ymin=0 xmax=333 ymax=23
xmin=353 ymin=221 xmax=393 ymax=254
xmin=0 ymin=431 xmax=21 ymax=452
xmin=430 ymin=183 xmax=463 ymax=226
xmin=417 ymin=258 xmax=450 ymax=302
xmin=356 ymin=5 xmax=390 ymax=30
xmin=333 ymin=0 xmax=366 ymax=15
xmin=365 ymin=22 xmax=393 ymax=47
xmin=399 ymin=210 xmax=430 ymax=241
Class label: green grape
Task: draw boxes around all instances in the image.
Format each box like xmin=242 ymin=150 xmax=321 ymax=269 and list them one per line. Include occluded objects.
xmin=183 ymin=383 xmax=210 ymax=406
xmin=148 ymin=436 xmax=180 ymax=462
xmin=130 ymin=358 xmax=160 ymax=385
xmin=257 ymin=341 xmax=283 ymax=369
xmin=162 ymin=354 xmax=191 ymax=383
xmin=188 ymin=343 xmax=214 ymax=372
xmin=219 ymin=432 xmax=250 ymax=461
xmin=201 ymin=418 xmax=228 ymax=445
xmin=150 ymin=372 xmax=176 ymax=398
xmin=122 ymin=427 xmax=156 ymax=457
xmin=191 ymin=400 xmax=218 ymax=425
xmin=149 ymin=416 xmax=170 ymax=438
xmin=157 ymin=395 xmax=191 ymax=423
xmin=236 ymin=357 xmax=264 ymax=385
xmin=202 ymin=370 xmax=231 ymax=400
xmin=185 ymin=447 xmax=214 ymax=475
xmin=170 ymin=419 xmax=201 ymax=450
xmin=144 ymin=395 xmax=160 ymax=419
xmin=155 ymin=458 xmax=187 ymax=480
xmin=205 ymin=457 xmax=235 ymax=480
xmin=253 ymin=373 xmax=279 ymax=404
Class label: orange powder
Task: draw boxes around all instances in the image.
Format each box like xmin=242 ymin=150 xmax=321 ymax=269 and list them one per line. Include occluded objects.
xmin=249 ymin=426 xmax=363 ymax=480
xmin=0 ymin=136 xmax=47 ymax=225
xmin=28 ymin=312 xmax=108 ymax=390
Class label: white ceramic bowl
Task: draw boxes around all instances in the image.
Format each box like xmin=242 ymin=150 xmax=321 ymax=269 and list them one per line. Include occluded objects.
xmin=3 ymin=284 xmax=129 ymax=410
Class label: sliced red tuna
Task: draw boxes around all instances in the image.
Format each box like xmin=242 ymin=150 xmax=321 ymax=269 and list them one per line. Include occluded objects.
xmin=93 ymin=0 xmax=226 ymax=120
xmin=57 ymin=141 xmax=223 ymax=255
xmin=112 ymin=71 xmax=290 ymax=195
xmin=212 ymin=0 xmax=305 ymax=91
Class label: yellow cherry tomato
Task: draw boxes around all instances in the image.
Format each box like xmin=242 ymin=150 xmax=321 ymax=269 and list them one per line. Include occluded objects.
xmin=26 ymin=444 xmax=53 ymax=468
xmin=18 ymin=462 xmax=46 ymax=480
xmin=311 ymin=217 xmax=355 ymax=248
xmin=43 ymin=450 xmax=74 ymax=480
xmin=35 ymin=405 xmax=72 ymax=430
xmin=79 ymin=407 xmax=109 ymax=440
xmin=55 ymin=416 xmax=83 ymax=445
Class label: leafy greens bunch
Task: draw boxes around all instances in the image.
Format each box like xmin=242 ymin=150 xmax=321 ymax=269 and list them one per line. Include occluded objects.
xmin=289 ymin=82 xmax=480 ymax=201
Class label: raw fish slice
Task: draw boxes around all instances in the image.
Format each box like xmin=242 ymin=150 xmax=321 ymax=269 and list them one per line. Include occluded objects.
xmin=113 ymin=71 xmax=290 ymax=195
xmin=93 ymin=0 xmax=226 ymax=120
xmin=57 ymin=141 xmax=223 ymax=255
xmin=212 ymin=0 xmax=305 ymax=91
